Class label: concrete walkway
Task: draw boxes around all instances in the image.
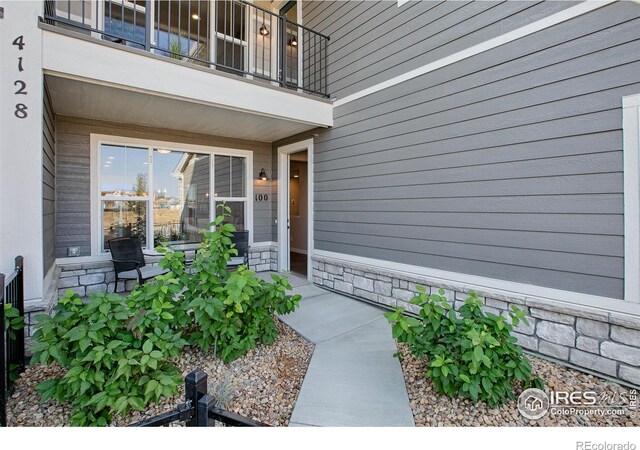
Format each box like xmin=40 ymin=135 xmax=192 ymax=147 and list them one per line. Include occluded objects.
xmin=264 ymin=272 xmax=415 ymax=427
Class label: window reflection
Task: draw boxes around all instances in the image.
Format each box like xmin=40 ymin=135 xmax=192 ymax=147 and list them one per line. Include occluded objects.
xmin=154 ymin=151 xmax=210 ymax=244
xmin=100 ymin=143 xmax=247 ymax=251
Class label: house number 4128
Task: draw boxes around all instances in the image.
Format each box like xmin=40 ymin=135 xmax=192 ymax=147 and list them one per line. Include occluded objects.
xmin=12 ymin=35 xmax=28 ymax=119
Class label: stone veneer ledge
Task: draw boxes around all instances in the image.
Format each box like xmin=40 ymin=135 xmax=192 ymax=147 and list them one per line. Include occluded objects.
xmin=22 ymin=245 xmax=280 ymax=337
xmin=311 ymin=255 xmax=640 ymax=388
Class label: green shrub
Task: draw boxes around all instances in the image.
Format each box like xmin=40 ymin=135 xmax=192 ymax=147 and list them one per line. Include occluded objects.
xmin=30 ymin=204 xmax=300 ymax=425
xmin=384 ymin=288 xmax=543 ymax=407
xmin=4 ymin=304 xmax=25 ymax=381
xmin=183 ymin=206 xmax=300 ymax=362
xmin=4 ymin=303 xmax=24 ymax=340
xmin=187 ymin=268 xmax=299 ymax=363
xmin=31 ymin=290 xmax=186 ymax=426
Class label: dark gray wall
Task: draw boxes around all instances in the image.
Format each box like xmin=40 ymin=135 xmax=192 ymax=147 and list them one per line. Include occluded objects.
xmin=55 ymin=116 xmax=273 ymax=258
xmin=42 ymin=81 xmax=56 ymax=273
xmin=304 ymin=0 xmax=578 ymax=99
xmin=305 ymin=1 xmax=640 ymax=299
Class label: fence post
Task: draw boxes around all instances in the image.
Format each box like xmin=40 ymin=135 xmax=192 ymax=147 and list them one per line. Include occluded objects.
xmin=197 ymin=394 xmax=216 ymax=427
xmin=14 ymin=256 xmax=24 ymax=372
xmin=280 ymin=15 xmax=287 ymax=88
xmin=185 ymin=370 xmax=207 ymax=427
xmin=1 ymin=272 xmax=5 ymax=427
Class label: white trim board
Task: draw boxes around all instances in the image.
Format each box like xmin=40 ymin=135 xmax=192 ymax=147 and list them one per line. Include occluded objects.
xmin=277 ymin=138 xmax=315 ymax=281
xmin=333 ymin=0 xmax=615 ymax=107
xmin=251 ymin=241 xmax=277 ymax=248
xmin=313 ymin=249 xmax=640 ymax=317
xmin=623 ymin=93 xmax=640 ymax=303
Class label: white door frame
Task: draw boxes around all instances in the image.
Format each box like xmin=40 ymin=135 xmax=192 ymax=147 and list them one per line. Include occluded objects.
xmin=277 ymin=138 xmax=314 ymax=280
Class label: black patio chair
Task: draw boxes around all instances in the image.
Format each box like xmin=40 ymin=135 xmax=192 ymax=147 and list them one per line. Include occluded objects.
xmin=108 ymin=237 xmax=168 ymax=292
xmin=228 ymin=231 xmax=249 ymax=268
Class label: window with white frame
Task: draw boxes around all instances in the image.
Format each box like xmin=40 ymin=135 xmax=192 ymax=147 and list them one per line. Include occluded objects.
xmin=96 ymin=139 xmax=251 ymax=253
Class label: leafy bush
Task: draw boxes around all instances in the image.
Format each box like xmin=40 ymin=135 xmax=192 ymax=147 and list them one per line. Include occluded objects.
xmin=183 ymin=206 xmax=300 ymax=362
xmin=384 ymin=288 xmax=543 ymax=407
xmin=187 ymin=267 xmax=299 ymax=363
xmin=4 ymin=303 xmax=24 ymax=339
xmin=31 ymin=290 xmax=187 ymax=426
xmin=4 ymin=304 xmax=25 ymax=381
xmin=30 ymin=204 xmax=301 ymax=425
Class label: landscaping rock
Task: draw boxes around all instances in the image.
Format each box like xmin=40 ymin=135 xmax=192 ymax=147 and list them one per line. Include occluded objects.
xmin=6 ymin=319 xmax=313 ymax=427
xmin=398 ymin=344 xmax=639 ymax=427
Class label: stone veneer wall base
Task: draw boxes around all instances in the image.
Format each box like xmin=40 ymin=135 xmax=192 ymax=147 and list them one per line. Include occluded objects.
xmin=312 ymin=255 xmax=640 ymax=388
xmin=31 ymin=245 xmax=279 ymax=336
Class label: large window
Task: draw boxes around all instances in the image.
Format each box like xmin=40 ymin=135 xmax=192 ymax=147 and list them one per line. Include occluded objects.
xmin=96 ymin=139 xmax=251 ymax=253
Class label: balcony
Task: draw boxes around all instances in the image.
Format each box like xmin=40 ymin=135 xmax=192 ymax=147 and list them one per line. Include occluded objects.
xmin=43 ymin=0 xmax=329 ymax=97
xmin=38 ymin=0 xmax=332 ymax=142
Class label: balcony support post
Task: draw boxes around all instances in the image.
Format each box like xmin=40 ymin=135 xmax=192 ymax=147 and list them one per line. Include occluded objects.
xmin=145 ymin=0 xmax=152 ymax=52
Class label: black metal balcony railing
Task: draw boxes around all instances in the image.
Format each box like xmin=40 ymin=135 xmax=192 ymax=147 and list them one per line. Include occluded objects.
xmin=43 ymin=0 xmax=329 ymax=97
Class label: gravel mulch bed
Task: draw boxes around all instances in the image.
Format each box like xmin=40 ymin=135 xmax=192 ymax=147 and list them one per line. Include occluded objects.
xmin=398 ymin=344 xmax=639 ymax=427
xmin=7 ymin=319 xmax=313 ymax=427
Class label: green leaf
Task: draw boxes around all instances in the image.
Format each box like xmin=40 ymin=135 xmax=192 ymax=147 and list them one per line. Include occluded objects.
xmin=99 ymin=302 xmax=110 ymax=315
xmin=65 ymin=326 xmax=87 ymax=342
xmin=79 ymin=337 xmax=92 ymax=352
xmin=142 ymin=340 xmax=153 ymax=354
xmin=128 ymin=396 xmax=145 ymax=411
xmin=114 ymin=396 xmax=129 ymax=413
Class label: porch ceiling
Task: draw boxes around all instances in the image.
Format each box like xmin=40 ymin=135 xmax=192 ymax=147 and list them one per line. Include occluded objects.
xmin=46 ymin=75 xmax=319 ymax=142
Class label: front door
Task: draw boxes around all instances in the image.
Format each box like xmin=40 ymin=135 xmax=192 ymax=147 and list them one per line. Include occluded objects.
xmin=277 ymin=138 xmax=313 ymax=280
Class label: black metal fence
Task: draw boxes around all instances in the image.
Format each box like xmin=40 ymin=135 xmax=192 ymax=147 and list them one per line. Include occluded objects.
xmin=130 ymin=370 xmax=268 ymax=427
xmin=43 ymin=0 xmax=329 ymax=97
xmin=1 ymin=256 xmax=26 ymax=428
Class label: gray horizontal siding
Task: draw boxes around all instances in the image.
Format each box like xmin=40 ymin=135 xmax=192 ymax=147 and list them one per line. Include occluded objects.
xmin=55 ymin=117 xmax=272 ymax=258
xmin=55 ymin=124 xmax=91 ymax=257
xmin=303 ymin=0 xmax=579 ymax=99
xmin=43 ymin=81 xmax=56 ymax=273
xmin=310 ymin=1 xmax=640 ymax=299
